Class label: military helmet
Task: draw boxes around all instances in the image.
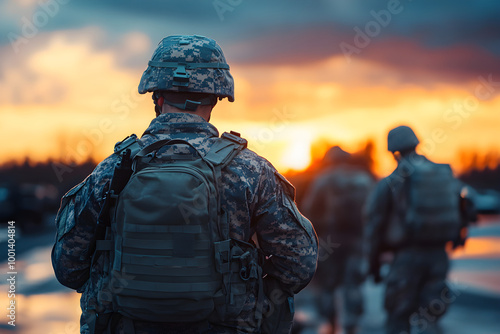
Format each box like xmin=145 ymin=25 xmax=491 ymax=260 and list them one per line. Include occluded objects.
xmin=324 ymin=146 xmax=351 ymax=165
xmin=387 ymin=125 xmax=420 ymax=153
xmin=138 ymin=35 xmax=234 ymax=102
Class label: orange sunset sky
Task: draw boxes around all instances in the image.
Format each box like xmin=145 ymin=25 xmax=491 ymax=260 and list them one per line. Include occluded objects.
xmin=1 ymin=1 xmax=500 ymax=177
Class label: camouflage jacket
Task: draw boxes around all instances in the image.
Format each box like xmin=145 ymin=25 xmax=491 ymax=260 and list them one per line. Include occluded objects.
xmin=364 ymin=153 xmax=431 ymax=254
xmin=303 ymin=165 xmax=374 ymax=242
xmin=364 ymin=153 xmax=464 ymax=254
xmin=52 ymin=113 xmax=318 ymax=334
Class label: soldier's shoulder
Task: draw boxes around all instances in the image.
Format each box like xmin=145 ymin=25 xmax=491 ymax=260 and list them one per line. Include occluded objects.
xmin=231 ymin=147 xmax=278 ymax=176
xmin=91 ymin=153 xmax=120 ymax=180
xmin=92 ymin=134 xmax=146 ymax=180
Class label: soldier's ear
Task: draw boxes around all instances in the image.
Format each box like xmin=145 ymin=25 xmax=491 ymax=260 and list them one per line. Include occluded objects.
xmin=154 ymin=96 xmax=164 ymax=116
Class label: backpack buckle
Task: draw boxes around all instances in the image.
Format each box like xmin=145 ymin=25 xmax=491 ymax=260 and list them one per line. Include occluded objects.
xmin=214 ymin=240 xmax=231 ymax=274
xmin=221 ymin=132 xmax=247 ymax=148
xmin=114 ymin=134 xmax=138 ymax=154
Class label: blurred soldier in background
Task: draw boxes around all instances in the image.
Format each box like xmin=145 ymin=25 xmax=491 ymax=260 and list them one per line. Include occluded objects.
xmin=52 ymin=35 xmax=318 ymax=334
xmin=303 ymin=146 xmax=375 ymax=334
xmin=365 ymin=125 xmax=468 ymax=334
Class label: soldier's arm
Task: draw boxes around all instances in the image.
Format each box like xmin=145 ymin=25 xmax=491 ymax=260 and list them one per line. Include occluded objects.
xmin=363 ymin=179 xmax=391 ymax=281
xmin=301 ymin=175 xmax=328 ymax=235
xmin=253 ymin=163 xmax=318 ymax=294
xmin=364 ymin=180 xmax=391 ymax=242
xmin=51 ymin=157 xmax=115 ymax=290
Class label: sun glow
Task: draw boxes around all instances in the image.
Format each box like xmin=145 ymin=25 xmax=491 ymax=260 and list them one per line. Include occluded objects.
xmin=280 ymin=130 xmax=313 ymax=172
xmin=1 ymin=30 xmax=500 ymax=176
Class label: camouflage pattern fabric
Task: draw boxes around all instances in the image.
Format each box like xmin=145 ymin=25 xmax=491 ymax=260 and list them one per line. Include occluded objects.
xmin=364 ymin=152 xmax=458 ymax=334
xmin=303 ymin=166 xmax=373 ymax=330
xmin=52 ymin=112 xmax=318 ymax=334
xmin=384 ymin=247 xmax=449 ymax=334
xmin=138 ymin=35 xmax=234 ymax=101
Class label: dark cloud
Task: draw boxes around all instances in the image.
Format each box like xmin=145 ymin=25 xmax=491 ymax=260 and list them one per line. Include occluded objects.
xmin=2 ymin=0 xmax=499 ymax=86
xmin=360 ymin=38 xmax=500 ymax=84
xmin=224 ymin=24 xmax=348 ymax=65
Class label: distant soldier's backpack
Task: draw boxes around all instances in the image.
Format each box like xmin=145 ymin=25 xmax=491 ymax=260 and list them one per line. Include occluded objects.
xmin=328 ymin=168 xmax=374 ymax=236
xmin=94 ymin=133 xmax=264 ymax=328
xmin=405 ymin=160 xmax=461 ymax=244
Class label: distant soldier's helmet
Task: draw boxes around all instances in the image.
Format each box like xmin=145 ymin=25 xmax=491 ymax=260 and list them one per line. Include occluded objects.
xmin=138 ymin=35 xmax=234 ymax=102
xmin=323 ymin=146 xmax=351 ymax=165
xmin=387 ymin=125 xmax=420 ymax=153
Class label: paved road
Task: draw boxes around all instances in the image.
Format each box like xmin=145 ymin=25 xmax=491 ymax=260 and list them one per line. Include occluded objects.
xmin=295 ymin=220 xmax=500 ymax=334
xmin=0 ymin=222 xmax=499 ymax=333
xmin=294 ymin=279 xmax=500 ymax=334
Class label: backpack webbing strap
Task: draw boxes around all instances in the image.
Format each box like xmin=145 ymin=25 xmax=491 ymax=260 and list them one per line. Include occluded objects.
xmin=205 ymin=133 xmax=247 ymax=319
xmin=204 ymin=132 xmax=247 ymax=241
xmin=124 ymin=280 xmax=221 ymax=293
xmin=96 ymin=240 xmax=113 ymax=251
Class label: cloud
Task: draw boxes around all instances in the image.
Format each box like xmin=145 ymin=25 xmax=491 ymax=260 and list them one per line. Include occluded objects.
xmin=0 ymin=27 xmax=154 ymax=164
xmin=2 ymin=0 xmax=500 ymax=83
xmin=359 ymin=38 xmax=500 ymax=86
xmin=0 ymin=27 xmax=153 ymax=106
xmin=1 ymin=1 xmax=500 ymax=173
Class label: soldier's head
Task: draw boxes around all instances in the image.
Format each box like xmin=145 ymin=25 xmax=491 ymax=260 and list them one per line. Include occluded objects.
xmin=323 ymin=146 xmax=351 ymax=166
xmin=138 ymin=35 xmax=234 ymax=120
xmin=387 ymin=125 xmax=419 ymax=160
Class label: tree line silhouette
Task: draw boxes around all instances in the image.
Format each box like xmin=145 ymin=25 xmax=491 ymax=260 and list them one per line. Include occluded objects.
xmin=0 ymin=146 xmax=498 ymax=212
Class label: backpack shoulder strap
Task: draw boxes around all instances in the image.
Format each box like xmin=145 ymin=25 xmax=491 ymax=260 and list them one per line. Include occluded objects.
xmin=204 ymin=131 xmax=247 ymax=241
xmin=93 ymin=135 xmax=141 ymax=254
xmin=114 ymin=134 xmax=142 ymax=158
xmin=204 ymin=131 xmax=247 ymax=168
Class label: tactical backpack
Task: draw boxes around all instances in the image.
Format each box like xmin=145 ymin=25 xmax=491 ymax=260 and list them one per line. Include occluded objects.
xmin=93 ymin=132 xmax=264 ymax=329
xmin=404 ymin=161 xmax=461 ymax=244
xmin=327 ymin=168 xmax=374 ymax=236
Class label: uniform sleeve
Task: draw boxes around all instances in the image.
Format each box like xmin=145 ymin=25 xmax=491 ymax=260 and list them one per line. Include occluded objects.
xmin=363 ymin=178 xmax=391 ymax=253
xmin=52 ymin=157 xmax=115 ymax=290
xmin=252 ymin=165 xmax=318 ymax=294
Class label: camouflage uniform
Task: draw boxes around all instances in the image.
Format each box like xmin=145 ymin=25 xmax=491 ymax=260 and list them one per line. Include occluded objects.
xmin=365 ymin=152 xmax=455 ymax=334
xmin=52 ymin=112 xmax=318 ymax=333
xmin=303 ymin=160 xmax=374 ymax=333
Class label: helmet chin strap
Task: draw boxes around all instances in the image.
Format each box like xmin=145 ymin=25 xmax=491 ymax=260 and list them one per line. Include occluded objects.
xmin=152 ymin=91 xmax=162 ymax=115
xmin=163 ymin=97 xmax=214 ymax=111
xmin=153 ymin=91 xmax=216 ymax=114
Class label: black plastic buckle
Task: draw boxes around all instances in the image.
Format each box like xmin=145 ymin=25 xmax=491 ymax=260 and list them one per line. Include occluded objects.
xmin=114 ymin=134 xmax=138 ymax=153
xmin=222 ymin=131 xmax=247 ymax=148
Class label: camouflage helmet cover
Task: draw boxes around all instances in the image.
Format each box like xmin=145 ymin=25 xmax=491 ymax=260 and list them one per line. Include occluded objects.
xmin=387 ymin=125 xmax=420 ymax=153
xmin=138 ymin=35 xmax=234 ymax=101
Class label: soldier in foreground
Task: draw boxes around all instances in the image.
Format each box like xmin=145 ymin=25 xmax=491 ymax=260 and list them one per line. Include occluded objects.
xmin=52 ymin=35 xmax=318 ymax=334
xmin=365 ymin=126 xmax=464 ymax=334
xmin=303 ymin=147 xmax=374 ymax=334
